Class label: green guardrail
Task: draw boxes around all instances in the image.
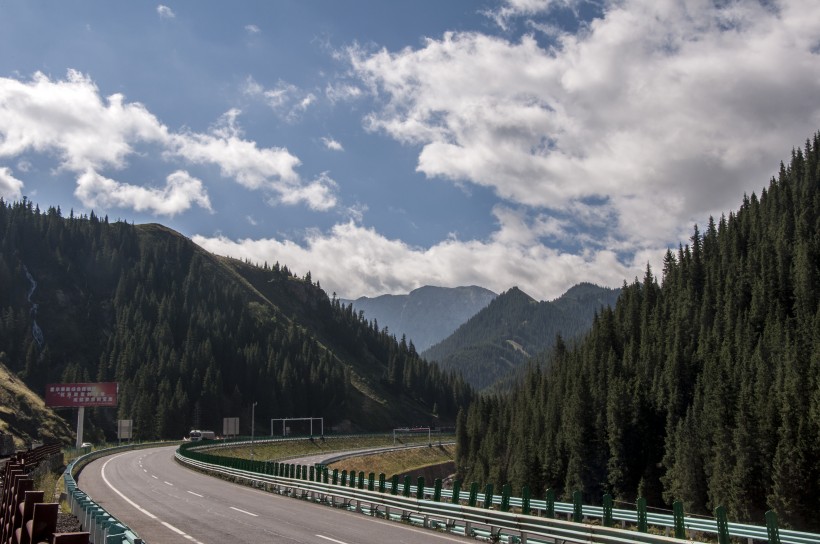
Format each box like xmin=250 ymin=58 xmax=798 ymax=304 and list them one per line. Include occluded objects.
xmin=177 ymin=438 xmax=819 ymax=544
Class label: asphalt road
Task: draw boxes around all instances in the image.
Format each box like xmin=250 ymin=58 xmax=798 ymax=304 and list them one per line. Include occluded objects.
xmin=77 ymin=446 xmax=474 ymax=544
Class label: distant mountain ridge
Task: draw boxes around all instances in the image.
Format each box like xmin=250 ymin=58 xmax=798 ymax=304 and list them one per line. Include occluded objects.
xmin=422 ymin=283 xmax=621 ymax=390
xmin=342 ymin=285 xmax=497 ymax=352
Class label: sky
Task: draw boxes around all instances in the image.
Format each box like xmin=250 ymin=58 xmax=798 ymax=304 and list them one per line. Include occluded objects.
xmin=1 ymin=0 xmax=819 ymax=301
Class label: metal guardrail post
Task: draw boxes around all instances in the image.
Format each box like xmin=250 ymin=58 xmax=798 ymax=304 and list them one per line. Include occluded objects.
xmin=433 ymin=479 xmax=442 ymax=502
xmin=391 ymin=475 xmax=399 ymax=495
xmin=378 ymin=473 xmax=386 ymax=493
xmin=501 ymin=483 xmax=511 ymax=512
xmin=357 ymin=471 xmax=365 ymax=489
xmin=572 ymin=490 xmax=583 ymax=523
xmin=341 ymin=470 xmax=347 ymax=486
xmin=332 ymin=469 xmax=338 ymax=485
xmin=468 ymin=482 xmax=478 ymax=507
xmin=637 ymin=497 xmax=648 ymax=532
xmin=451 ymin=480 xmax=462 ymax=504
xmin=545 ymin=488 xmax=555 ymax=518
xmin=416 ymin=477 xmax=425 ymax=500
xmin=673 ymin=501 xmax=685 ymax=539
xmin=403 ymin=476 xmax=412 ymax=497
xmin=715 ymin=505 xmax=730 ymax=544
xmin=483 ymin=483 xmax=494 ymax=509
xmin=521 ymin=485 xmax=531 ymax=515
xmin=603 ymin=493 xmax=613 ymax=527
xmin=368 ymin=472 xmax=375 ymax=491
xmin=765 ymin=510 xmax=781 ymax=544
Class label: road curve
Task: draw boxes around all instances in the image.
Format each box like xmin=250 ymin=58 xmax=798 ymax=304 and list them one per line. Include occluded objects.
xmin=77 ymin=445 xmax=473 ymax=544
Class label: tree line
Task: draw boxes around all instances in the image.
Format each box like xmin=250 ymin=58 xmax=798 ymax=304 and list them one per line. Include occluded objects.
xmin=456 ymin=133 xmax=820 ymax=531
xmin=0 ymin=201 xmax=472 ymax=442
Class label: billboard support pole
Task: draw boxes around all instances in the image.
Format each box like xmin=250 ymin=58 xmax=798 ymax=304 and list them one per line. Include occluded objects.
xmin=76 ymin=406 xmax=85 ymax=449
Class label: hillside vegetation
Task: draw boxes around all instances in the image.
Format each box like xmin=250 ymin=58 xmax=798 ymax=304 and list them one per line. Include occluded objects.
xmin=0 ymin=362 xmax=73 ymax=447
xmin=457 ymin=134 xmax=820 ymax=531
xmin=424 ymin=283 xmax=620 ymax=390
xmin=0 ymin=203 xmax=472 ymax=442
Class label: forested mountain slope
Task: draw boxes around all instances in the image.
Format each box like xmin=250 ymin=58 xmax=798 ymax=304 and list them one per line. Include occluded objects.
xmin=343 ymin=285 xmax=497 ymax=352
xmin=0 ymin=202 xmax=472 ymax=443
xmin=456 ymin=134 xmax=820 ymax=531
xmin=424 ymin=283 xmax=620 ymax=390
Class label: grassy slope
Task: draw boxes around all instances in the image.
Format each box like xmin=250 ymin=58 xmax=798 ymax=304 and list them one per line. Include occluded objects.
xmin=0 ymin=363 xmax=74 ymax=447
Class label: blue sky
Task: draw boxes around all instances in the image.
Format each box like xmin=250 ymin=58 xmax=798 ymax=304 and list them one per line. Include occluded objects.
xmin=1 ymin=0 xmax=819 ymax=300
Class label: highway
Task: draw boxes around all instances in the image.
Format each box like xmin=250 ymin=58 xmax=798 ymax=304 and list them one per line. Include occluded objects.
xmin=77 ymin=445 xmax=474 ymax=544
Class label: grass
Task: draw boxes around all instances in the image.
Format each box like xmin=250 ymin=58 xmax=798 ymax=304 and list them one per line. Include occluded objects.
xmin=212 ymin=433 xmax=454 ymax=462
xmin=328 ymin=443 xmax=455 ymax=476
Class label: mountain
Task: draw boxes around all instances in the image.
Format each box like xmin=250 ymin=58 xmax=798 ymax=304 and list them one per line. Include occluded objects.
xmin=342 ymin=285 xmax=497 ymax=352
xmin=0 ymin=200 xmax=472 ymax=442
xmin=456 ymin=133 xmax=820 ymax=532
xmin=423 ymin=283 xmax=621 ymax=390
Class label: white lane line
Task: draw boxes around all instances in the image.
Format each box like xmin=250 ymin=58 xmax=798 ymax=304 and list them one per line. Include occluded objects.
xmin=229 ymin=506 xmax=258 ymax=517
xmin=316 ymin=535 xmax=350 ymax=544
xmin=151 ymin=475 xmax=158 ymax=479
xmin=143 ymin=469 xmax=147 ymax=473
xmin=100 ymin=453 xmax=206 ymax=544
xmin=164 ymin=481 xmax=174 ymax=486
xmin=187 ymin=491 xmax=203 ymax=497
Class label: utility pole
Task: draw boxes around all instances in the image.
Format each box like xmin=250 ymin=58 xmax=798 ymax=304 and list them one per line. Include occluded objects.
xmin=251 ymin=401 xmax=257 ymax=459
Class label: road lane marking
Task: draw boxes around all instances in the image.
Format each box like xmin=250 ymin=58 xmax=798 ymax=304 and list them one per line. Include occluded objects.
xmin=316 ymin=536 xmax=350 ymax=544
xmin=230 ymin=506 xmax=258 ymax=517
xmin=101 ymin=453 xmax=206 ymax=544
xmin=187 ymin=491 xmax=203 ymax=497
xmin=151 ymin=475 xmax=158 ymax=479
xmin=164 ymin=481 xmax=174 ymax=486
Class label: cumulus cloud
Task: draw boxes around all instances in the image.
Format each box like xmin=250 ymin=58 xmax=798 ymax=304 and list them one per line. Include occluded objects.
xmin=193 ymin=204 xmax=642 ymax=300
xmin=0 ymin=70 xmax=168 ymax=172
xmin=170 ymin=108 xmax=301 ymax=189
xmin=348 ymin=0 xmax=820 ymax=254
xmin=321 ymin=136 xmax=344 ymax=151
xmin=157 ymin=5 xmax=175 ymax=19
xmin=245 ymin=24 xmax=261 ymax=34
xmin=0 ymin=167 xmax=23 ymax=200
xmin=275 ymin=172 xmax=338 ymax=211
xmin=0 ymin=71 xmax=334 ymax=216
xmin=75 ymin=169 xmax=212 ymax=216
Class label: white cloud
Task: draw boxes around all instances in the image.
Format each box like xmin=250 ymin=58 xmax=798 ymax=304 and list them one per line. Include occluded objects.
xmin=0 ymin=167 xmax=23 ymax=200
xmin=0 ymin=71 xmax=333 ymax=215
xmin=244 ymin=76 xmax=316 ymax=121
xmin=321 ymin=136 xmax=344 ymax=151
xmin=0 ymin=70 xmax=168 ymax=172
xmin=170 ymin=109 xmax=302 ymax=189
xmin=275 ymin=172 xmax=337 ymax=211
xmin=193 ymin=204 xmax=645 ymax=300
xmin=157 ymin=5 xmax=175 ymax=19
xmin=348 ymin=0 xmax=820 ymax=255
xmin=325 ymin=83 xmax=363 ymax=103
xmin=245 ymin=24 xmax=261 ymax=34
xmin=75 ymin=169 xmax=212 ymax=216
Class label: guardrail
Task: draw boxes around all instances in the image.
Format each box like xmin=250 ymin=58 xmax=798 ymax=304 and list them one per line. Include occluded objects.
xmin=177 ymin=441 xmax=819 ymax=544
xmin=177 ymin=450 xmax=690 ymax=544
xmin=64 ymin=441 xmax=181 ymax=544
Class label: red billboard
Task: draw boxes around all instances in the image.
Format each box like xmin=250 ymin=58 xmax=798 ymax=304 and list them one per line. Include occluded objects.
xmin=45 ymin=382 xmax=118 ymax=408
